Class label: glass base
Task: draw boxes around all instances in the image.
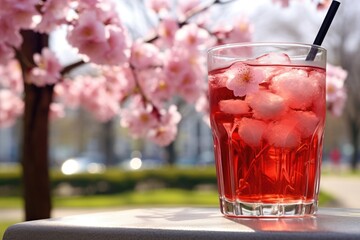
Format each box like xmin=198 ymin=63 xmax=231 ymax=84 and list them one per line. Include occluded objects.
xmin=220 ymin=198 xmax=318 ymax=217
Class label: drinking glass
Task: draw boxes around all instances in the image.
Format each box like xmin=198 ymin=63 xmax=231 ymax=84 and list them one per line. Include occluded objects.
xmin=207 ymin=43 xmax=326 ymax=217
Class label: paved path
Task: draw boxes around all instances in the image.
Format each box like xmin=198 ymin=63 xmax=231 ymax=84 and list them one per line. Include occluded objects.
xmin=320 ymin=175 xmax=360 ymax=209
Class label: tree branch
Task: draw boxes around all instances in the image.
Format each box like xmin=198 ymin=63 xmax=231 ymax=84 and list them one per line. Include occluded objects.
xmin=14 ymin=47 xmax=35 ymax=70
xmin=145 ymin=0 xmax=237 ymax=43
xmin=60 ymin=59 xmax=86 ymax=76
xmin=179 ymin=0 xmax=237 ymax=27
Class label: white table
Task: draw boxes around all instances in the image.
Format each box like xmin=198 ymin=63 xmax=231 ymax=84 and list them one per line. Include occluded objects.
xmin=4 ymin=207 xmax=360 ymax=240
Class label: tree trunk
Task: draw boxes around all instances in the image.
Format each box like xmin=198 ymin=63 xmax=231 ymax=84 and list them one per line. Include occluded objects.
xmin=165 ymin=142 xmax=177 ymax=166
xmin=22 ymin=85 xmax=53 ymax=220
xmin=18 ymin=30 xmax=52 ymax=221
xmin=348 ymin=117 xmax=359 ymax=171
xmin=103 ymin=120 xmax=115 ymax=166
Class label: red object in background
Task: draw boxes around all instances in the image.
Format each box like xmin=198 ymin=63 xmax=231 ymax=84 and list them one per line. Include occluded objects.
xmin=330 ymin=148 xmax=341 ymax=165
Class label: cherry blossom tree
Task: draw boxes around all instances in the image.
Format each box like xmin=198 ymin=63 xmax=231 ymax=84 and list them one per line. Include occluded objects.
xmin=325 ymin=0 xmax=360 ymax=170
xmin=0 ymin=0 xmax=348 ymax=221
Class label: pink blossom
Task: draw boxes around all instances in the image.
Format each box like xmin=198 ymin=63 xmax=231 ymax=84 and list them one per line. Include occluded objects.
xmin=101 ymin=25 xmax=131 ymax=65
xmin=49 ymin=103 xmax=65 ymax=120
xmin=0 ymin=89 xmax=24 ymax=128
xmin=0 ymin=43 xmax=14 ymax=65
xmin=79 ymin=75 xmax=120 ymax=122
xmin=177 ymin=0 xmax=201 ymax=21
xmin=136 ymin=67 xmax=175 ymax=107
xmin=162 ymin=46 xmax=206 ymax=103
xmin=157 ymin=17 xmax=179 ymax=47
xmin=163 ymin=48 xmax=191 ymax=82
xmin=177 ymin=69 xmax=204 ymax=103
xmin=120 ymin=98 xmax=181 ymax=146
xmin=0 ymin=0 xmax=38 ymax=29
xmin=326 ymin=64 xmax=348 ymax=116
xmin=147 ymin=0 xmax=171 ymax=15
xmin=89 ymin=93 xmax=120 ymax=122
xmin=212 ymin=25 xmax=233 ymax=42
xmin=326 ymin=64 xmax=347 ymax=102
xmin=68 ymin=11 xmax=107 ymax=45
xmin=174 ymin=23 xmax=212 ymax=50
xmin=213 ymin=17 xmax=253 ymax=46
xmin=77 ymin=41 xmax=108 ymax=63
xmin=221 ymin=17 xmax=253 ymax=44
xmin=148 ymin=105 xmax=181 ymax=146
xmin=225 ymin=62 xmax=264 ymax=97
xmin=28 ymin=48 xmax=62 ymax=87
xmin=327 ymin=64 xmax=348 ymax=79
xmin=90 ymin=0 xmax=120 ymax=23
xmin=136 ymin=45 xmax=206 ymax=105
xmin=54 ymin=78 xmax=82 ymax=108
xmin=272 ymin=0 xmax=290 ymax=7
xmin=75 ymin=0 xmax=119 ymax=25
xmin=120 ymin=97 xmax=158 ymax=138
xmin=67 ymin=9 xmax=131 ymax=65
xmin=63 ymin=75 xmax=120 ymax=122
xmin=317 ymin=0 xmax=331 ymax=10
xmin=329 ymin=90 xmax=347 ymax=117
xmin=0 ymin=16 xmax=23 ymax=47
xmin=130 ymin=40 xmax=161 ymax=69
xmin=100 ymin=64 xmax=136 ymax=102
xmin=0 ymin=59 xmax=23 ymax=93
xmin=36 ymin=0 xmax=71 ymax=33
xmin=76 ymin=0 xmax=101 ymax=10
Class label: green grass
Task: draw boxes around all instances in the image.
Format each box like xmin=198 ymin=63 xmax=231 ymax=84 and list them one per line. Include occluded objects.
xmin=0 ymin=188 xmax=335 ymax=209
xmin=53 ymin=189 xmax=219 ymax=208
xmin=319 ymin=191 xmax=335 ymax=206
xmin=0 ymin=196 xmax=23 ymax=208
xmin=321 ymin=169 xmax=360 ymax=177
xmin=0 ymin=189 xmax=219 ymax=209
xmin=1 ymin=221 xmax=19 ymax=240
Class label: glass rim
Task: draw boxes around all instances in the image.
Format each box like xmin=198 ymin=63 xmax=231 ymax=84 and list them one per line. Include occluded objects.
xmin=207 ymin=42 xmax=326 ymax=54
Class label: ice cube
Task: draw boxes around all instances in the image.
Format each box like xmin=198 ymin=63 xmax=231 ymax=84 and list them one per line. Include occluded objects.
xmin=271 ymin=69 xmax=320 ymax=110
xmin=246 ymin=90 xmax=287 ymax=120
xmin=254 ymin=52 xmax=291 ymax=64
xmin=309 ymin=70 xmax=326 ymax=89
xmin=265 ymin=121 xmax=301 ymax=148
xmin=286 ymin=110 xmax=320 ymax=138
xmin=246 ymin=53 xmax=291 ymax=83
xmin=219 ymin=99 xmax=249 ymax=114
xmin=238 ymin=118 xmax=267 ymax=147
xmin=262 ymin=66 xmax=288 ymax=83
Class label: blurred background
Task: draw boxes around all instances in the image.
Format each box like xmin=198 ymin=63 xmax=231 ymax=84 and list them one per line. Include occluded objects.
xmin=1 ymin=0 xmax=360 ymax=237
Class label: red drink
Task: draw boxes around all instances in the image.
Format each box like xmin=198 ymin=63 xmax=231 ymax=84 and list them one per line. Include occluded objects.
xmin=208 ymin=47 xmax=326 ymax=217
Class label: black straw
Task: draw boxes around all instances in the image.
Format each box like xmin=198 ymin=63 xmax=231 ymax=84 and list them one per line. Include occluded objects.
xmin=306 ymin=0 xmax=340 ymax=61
